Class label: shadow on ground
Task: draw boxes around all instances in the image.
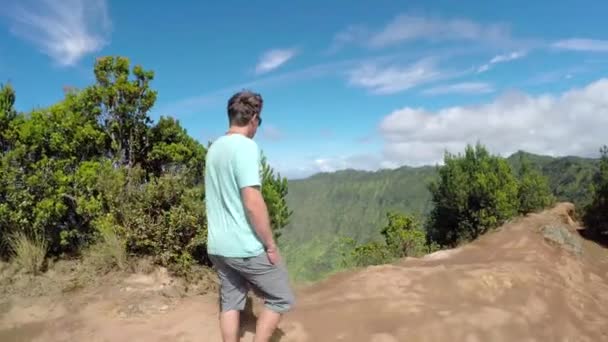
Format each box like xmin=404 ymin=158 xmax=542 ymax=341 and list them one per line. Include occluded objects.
xmin=240 ymin=296 xmax=286 ymax=341
xmin=578 ymin=228 xmax=608 ymax=248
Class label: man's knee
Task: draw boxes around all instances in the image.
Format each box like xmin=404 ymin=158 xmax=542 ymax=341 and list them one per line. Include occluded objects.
xmin=265 ymin=288 xmax=296 ymax=313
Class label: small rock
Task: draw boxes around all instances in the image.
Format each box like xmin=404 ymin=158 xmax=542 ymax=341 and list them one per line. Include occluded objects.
xmin=541 ymin=224 xmax=583 ymax=255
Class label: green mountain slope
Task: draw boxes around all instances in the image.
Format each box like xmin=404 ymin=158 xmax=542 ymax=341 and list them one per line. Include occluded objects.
xmin=280 ymin=151 xmax=599 ymax=282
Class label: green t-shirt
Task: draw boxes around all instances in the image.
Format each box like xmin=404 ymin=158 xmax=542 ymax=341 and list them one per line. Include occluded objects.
xmin=204 ymin=134 xmax=265 ymax=257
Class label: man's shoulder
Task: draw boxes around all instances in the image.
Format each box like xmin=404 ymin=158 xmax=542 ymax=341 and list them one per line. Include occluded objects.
xmin=230 ymin=135 xmax=260 ymax=155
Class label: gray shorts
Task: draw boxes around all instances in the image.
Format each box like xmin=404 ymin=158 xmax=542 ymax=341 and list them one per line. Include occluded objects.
xmin=209 ymin=253 xmax=295 ymax=314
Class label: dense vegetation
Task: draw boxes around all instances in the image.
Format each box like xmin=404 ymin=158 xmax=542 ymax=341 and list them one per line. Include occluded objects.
xmin=1 ymin=55 xmax=603 ymax=286
xmin=340 ymin=211 xmax=436 ymax=268
xmin=281 ymin=166 xmax=436 ymax=281
xmin=583 ymin=146 xmax=608 ymax=240
xmin=0 ymin=56 xmax=291 ymax=276
xmin=282 ymin=148 xmax=599 ymax=281
xmin=426 ymin=144 xmax=554 ymax=247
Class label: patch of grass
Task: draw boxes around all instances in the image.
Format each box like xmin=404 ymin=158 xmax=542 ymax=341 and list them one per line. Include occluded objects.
xmin=6 ymin=231 xmax=47 ymax=275
xmin=83 ymin=224 xmax=128 ymax=273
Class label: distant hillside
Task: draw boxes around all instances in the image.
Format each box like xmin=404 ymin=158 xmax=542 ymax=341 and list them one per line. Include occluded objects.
xmin=280 ymin=151 xmax=599 ymax=282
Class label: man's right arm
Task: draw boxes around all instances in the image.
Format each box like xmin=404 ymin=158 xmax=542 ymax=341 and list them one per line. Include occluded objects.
xmin=241 ymin=186 xmax=276 ymax=251
xmin=234 ymin=140 xmax=277 ymax=252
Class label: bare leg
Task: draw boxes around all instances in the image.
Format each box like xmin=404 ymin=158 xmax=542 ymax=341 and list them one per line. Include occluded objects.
xmin=253 ymin=307 xmax=282 ymax=342
xmin=220 ymin=310 xmax=240 ymax=342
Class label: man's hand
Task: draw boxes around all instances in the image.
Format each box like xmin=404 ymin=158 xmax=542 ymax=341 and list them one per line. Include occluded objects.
xmin=266 ymin=247 xmax=281 ymax=265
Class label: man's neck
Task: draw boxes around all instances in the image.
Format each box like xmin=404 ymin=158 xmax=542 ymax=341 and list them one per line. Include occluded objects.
xmin=226 ymin=125 xmax=250 ymax=138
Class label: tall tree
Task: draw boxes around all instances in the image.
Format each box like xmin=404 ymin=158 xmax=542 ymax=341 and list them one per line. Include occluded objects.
xmin=90 ymin=56 xmax=157 ymax=168
xmin=0 ymin=83 xmax=17 ymax=153
xmin=426 ymin=143 xmax=519 ymax=247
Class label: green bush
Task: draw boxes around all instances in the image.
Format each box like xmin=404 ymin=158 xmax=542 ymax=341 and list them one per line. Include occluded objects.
xmin=583 ymin=145 xmax=608 ymax=238
xmin=0 ymin=57 xmax=291 ymax=276
xmin=261 ymin=155 xmax=292 ymax=240
xmin=516 ymin=154 xmax=555 ymax=214
xmin=426 ymin=143 xmax=520 ymax=247
xmin=340 ymin=211 xmax=432 ymax=268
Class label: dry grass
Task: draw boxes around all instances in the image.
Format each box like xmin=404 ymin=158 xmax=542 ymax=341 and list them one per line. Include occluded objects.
xmin=84 ymin=225 xmax=128 ymax=273
xmin=6 ymin=231 xmax=47 ymax=275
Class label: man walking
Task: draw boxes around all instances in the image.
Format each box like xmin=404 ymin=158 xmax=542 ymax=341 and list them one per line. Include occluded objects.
xmin=205 ymin=90 xmax=295 ymax=342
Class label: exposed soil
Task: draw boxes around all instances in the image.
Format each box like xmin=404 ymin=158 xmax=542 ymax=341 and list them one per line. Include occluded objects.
xmin=1 ymin=202 xmax=607 ymax=341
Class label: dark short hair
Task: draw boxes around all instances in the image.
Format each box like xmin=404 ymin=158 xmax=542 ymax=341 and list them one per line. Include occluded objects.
xmin=227 ymin=90 xmax=263 ymax=126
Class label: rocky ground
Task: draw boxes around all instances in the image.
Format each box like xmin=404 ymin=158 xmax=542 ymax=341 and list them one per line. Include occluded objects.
xmin=1 ymin=202 xmax=607 ymax=341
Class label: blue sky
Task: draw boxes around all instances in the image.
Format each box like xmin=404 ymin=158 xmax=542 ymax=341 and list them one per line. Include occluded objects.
xmin=1 ymin=0 xmax=608 ymax=178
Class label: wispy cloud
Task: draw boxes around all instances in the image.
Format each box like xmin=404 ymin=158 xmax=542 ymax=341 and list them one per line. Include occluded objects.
xmin=331 ymin=13 xmax=515 ymax=51
xmin=347 ymin=58 xmax=440 ymax=94
xmin=347 ymin=57 xmax=464 ymax=95
xmin=156 ymin=59 xmax=355 ymax=117
xmin=552 ymin=38 xmax=608 ymax=52
xmin=421 ymin=82 xmax=495 ymax=95
xmin=370 ymin=14 xmax=512 ymax=48
xmin=255 ymin=48 xmax=298 ymax=74
xmin=6 ymin=0 xmax=111 ymax=66
xmin=477 ymin=50 xmax=526 ymax=73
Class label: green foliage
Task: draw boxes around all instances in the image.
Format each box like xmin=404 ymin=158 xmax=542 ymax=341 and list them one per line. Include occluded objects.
xmin=516 ymin=154 xmax=555 ymax=214
xmin=147 ymin=116 xmax=205 ymax=182
xmin=0 ymin=56 xmax=291 ymax=276
xmin=508 ymin=151 xmax=598 ymax=207
xmin=340 ymin=212 xmax=432 ymax=268
xmin=426 ymin=143 xmax=520 ymax=247
xmin=339 ymin=237 xmax=392 ymax=268
xmin=282 ymin=149 xmax=598 ymax=282
xmin=0 ymin=83 xmax=17 ymax=152
xmin=583 ymin=145 xmax=608 ymax=238
xmin=89 ymin=56 xmax=157 ymax=168
xmin=261 ymin=155 xmax=292 ymax=240
xmin=380 ymin=211 xmax=428 ymax=258
xmin=281 ymin=165 xmax=435 ymax=280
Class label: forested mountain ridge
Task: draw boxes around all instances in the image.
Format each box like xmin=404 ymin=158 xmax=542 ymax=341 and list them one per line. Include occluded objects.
xmin=280 ymin=150 xmax=600 ymax=281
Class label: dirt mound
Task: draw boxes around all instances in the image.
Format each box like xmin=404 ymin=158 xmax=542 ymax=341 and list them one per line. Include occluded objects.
xmin=1 ymin=202 xmax=607 ymax=341
xmin=281 ymin=203 xmax=608 ymax=341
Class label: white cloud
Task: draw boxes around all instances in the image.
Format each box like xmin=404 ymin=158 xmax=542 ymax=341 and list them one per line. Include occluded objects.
xmin=477 ymin=50 xmax=526 ymax=73
xmin=422 ymin=82 xmax=495 ymax=95
xmin=327 ymin=25 xmax=370 ymax=53
xmin=347 ymin=58 xmax=449 ymax=94
xmin=331 ymin=13 xmax=512 ymax=50
xmin=7 ymin=0 xmax=111 ymax=66
xmin=379 ymin=78 xmax=608 ymax=166
xmin=278 ymin=154 xmax=397 ymax=179
xmin=255 ymin=48 xmax=298 ymax=74
xmin=553 ymin=38 xmax=608 ymax=52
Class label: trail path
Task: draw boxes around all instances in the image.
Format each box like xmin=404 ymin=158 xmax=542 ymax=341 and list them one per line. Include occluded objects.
xmin=2 ymin=203 xmax=607 ymax=341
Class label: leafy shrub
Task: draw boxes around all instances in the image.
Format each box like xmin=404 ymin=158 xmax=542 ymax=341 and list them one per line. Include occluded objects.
xmin=516 ymin=154 xmax=555 ymax=214
xmin=340 ymin=212 xmax=432 ymax=268
xmin=340 ymin=238 xmax=392 ymax=268
xmin=381 ymin=211 xmax=428 ymax=258
xmin=426 ymin=143 xmax=520 ymax=247
xmin=261 ymin=155 xmax=292 ymax=240
xmin=0 ymin=57 xmax=291 ymax=277
xmin=583 ymin=145 xmax=608 ymax=239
